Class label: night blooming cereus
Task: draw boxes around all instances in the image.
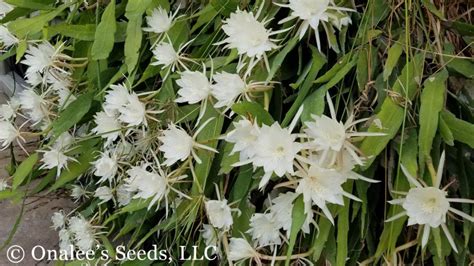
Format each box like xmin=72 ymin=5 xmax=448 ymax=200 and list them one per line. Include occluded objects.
xmin=386 ymin=152 xmax=474 ymax=252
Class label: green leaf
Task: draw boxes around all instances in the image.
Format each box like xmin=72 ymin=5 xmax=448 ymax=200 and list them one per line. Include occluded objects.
xmin=360 ymin=53 xmax=424 ymax=168
xmin=266 ymin=36 xmax=299 ymax=82
xmin=210 ymin=0 xmax=239 ymax=16
xmin=12 ymin=153 xmax=38 ymax=190
xmin=356 ymin=47 xmax=369 ymax=91
xmin=7 ymin=5 xmax=67 ymax=38
xmin=49 ymin=149 xmax=97 ymax=191
xmin=231 ymin=102 xmax=274 ymax=126
xmin=51 ymin=92 xmax=93 ymax=138
xmin=48 ymin=23 xmax=97 ymax=41
xmin=439 ymin=115 xmax=454 ymax=146
xmin=92 ymin=0 xmax=117 ymax=60
xmin=383 ymin=42 xmax=403 ymax=81
xmin=124 ymin=0 xmax=152 ymax=73
xmin=336 ymin=181 xmax=352 ymax=266
xmin=440 ymin=110 xmax=474 ymax=148
xmin=15 ymin=39 xmax=27 ymax=63
xmin=285 ymin=195 xmax=305 ymax=266
xmin=191 ymin=102 xmax=224 ymax=194
xmin=5 ymin=0 xmax=55 ymax=10
xmin=418 ymin=69 xmax=448 ymax=170
xmin=300 ymin=86 xmax=327 ymax=123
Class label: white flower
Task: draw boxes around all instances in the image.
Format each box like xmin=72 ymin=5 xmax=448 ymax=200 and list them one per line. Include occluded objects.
xmin=201 ymin=224 xmax=218 ymax=247
xmin=116 ymin=184 xmax=132 ymax=207
xmin=40 ymin=148 xmax=74 ymax=177
xmin=151 ymin=42 xmax=179 ymax=68
xmin=22 ymin=42 xmax=66 ymax=80
xmin=51 ymin=211 xmax=66 ymax=230
xmin=205 ymin=199 xmax=233 ymax=230
xmin=93 ymin=152 xmax=118 ymax=184
xmin=278 ymin=0 xmax=353 ymax=51
xmin=0 ymin=178 xmax=9 ymax=191
xmin=92 ymin=111 xmax=121 ymax=145
xmin=0 ymin=120 xmax=19 ymax=149
xmin=94 ymin=186 xmax=113 ymax=204
xmin=295 ymin=164 xmax=359 ymax=224
xmin=386 ymin=152 xmax=474 ymax=252
xmin=0 ymin=1 xmax=14 ymax=18
xmin=0 ymin=99 xmax=19 ymax=121
xmin=247 ymin=213 xmax=282 ymax=247
xmin=104 ymin=84 xmax=130 ymax=115
xmin=125 ymin=164 xmax=168 ymax=209
xmin=210 ymin=72 xmax=246 ymax=110
xmin=269 ymin=192 xmax=298 ymax=232
xmin=175 ymin=70 xmax=211 ymax=104
xmin=304 ymin=93 xmax=384 ymax=166
xmin=219 ymin=9 xmax=277 ymax=59
xmin=18 ymin=89 xmax=47 ymax=123
xmin=252 ymin=122 xmax=301 ymax=188
xmin=143 ymin=7 xmax=174 ymax=34
xmin=225 ymin=118 xmax=260 ymax=161
xmin=68 ymin=215 xmax=96 ymax=252
xmin=58 ymin=228 xmax=74 ymax=256
xmin=118 ymin=93 xmax=147 ymax=127
xmin=228 ymin=238 xmax=259 ymax=262
xmin=159 ymin=124 xmax=193 ymax=166
xmin=70 ymin=185 xmax=88 ymax=202
xmin=0 ymin=25 xmax=18 ymax=48
xmin=53 ymin=132 xmax=74 ymax=150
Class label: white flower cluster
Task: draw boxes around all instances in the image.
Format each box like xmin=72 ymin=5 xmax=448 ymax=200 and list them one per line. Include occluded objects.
xmin=51 ymin=211 xmax=101 ymax=253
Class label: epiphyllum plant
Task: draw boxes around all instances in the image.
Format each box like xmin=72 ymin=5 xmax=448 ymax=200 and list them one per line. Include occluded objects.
xmin=386 ymin=152 xmax=474 ymax=252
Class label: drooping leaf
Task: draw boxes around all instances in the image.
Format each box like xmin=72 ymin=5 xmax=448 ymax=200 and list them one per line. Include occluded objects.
xmin=91 ymin=0 xmax=117 ymax=60
xmin=51 ymin=92 xmax=94 ymax=138
xmin=12 ymin=153 xmax=38 ymax=190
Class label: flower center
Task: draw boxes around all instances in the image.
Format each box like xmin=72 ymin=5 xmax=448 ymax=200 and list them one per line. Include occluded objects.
xmin=421 ymin=197 xmax=438 ymax=213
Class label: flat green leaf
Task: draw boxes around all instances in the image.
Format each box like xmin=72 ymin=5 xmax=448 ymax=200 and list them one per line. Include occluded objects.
xmin=7 ymin=5 xmax=67 ymax=38
xmin=92 ymin=0 xmax=117 ymax=60
xmin=51 ymin=92 xmax=93 ymax=138
xmin=15 ymin=39 xmax=27 ymax=63
xmin=360 ymin=53 xmax=424 ymax=168
xmin=48 ymin=23 xmax=97 ymax=41
xmin=439 ymin=115 xmax=454 ymax=146
xmin=418 ymin=69 xmax=448 ymax=170
xmin=336 ymin=181 xmax=353 ymax=266
xmin=12 ymin=153 xmax=38 ymax=190
xmin=440 ymin=110 xmax=474 ymax=148
xmin=210 ymin=0 xmax=239 ymax=16
xmin=231 ymin=102 xmax=274 ymax=126
xmin=285 ymin=195 xmax=305 ymax=266
xmin=266 ymin=36 xmax=299 ymax=82
xmin=124 ymin=0 xmax=152 ymax=73
xmin=383 ymin=42 xmax=403 ymax=81
xmin=5 ymin=0 xmax=55 ymax=10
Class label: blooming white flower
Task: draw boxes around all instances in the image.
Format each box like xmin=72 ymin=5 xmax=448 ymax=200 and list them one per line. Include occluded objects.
xmin=118 ymin=93 xmax=147 ymax=127
xmin=295 ymin=164 xmax=360 ymax=224
xmin=159 ymin=124 xmax=193 ymax=166
xmin=94 ymin=186 xmax=113 ymax=204
xmin=151 ymin=42 xmax=179 ymax=68
xmin=92 ymin=111 xmax=121 ymax=145
xmin=40 ymin=148 xmax=73 ymax=177
xmin=51 ymin=211 xmax=66 ymax=230
xmin=0 ymin=1 xmax=14 ymax=19
xmin=93 ymin=152 xmax=118 ymax=184
xmin=219 ymin=8 xmax=277 ymax=60
xmin=68 ymin=215 xmax=97 ymax=252
xmin=0 ymin=99 xmax=19 ymax=121
xmin=304 ymin=93 xmax=384 ymax=166
xmin=175 ymin=70 xmax=211 ymax=104
xmin=18 ymin=89 xmax=47 ymax=123
xmin=58 ymin=228 xmax=74 ymax=256
xmin=252 ymin=122 xmax=301 ymax=188
xmin=0 ymin=25 xmax=18 ymax=48
xmin=125 ymin=163 xmax=188 ymax=211
xmin=205 ymin=199 xmax=233 ymax=230
xmin=247 ymin=213 xmax=282 ymax=247
xmin=143 ymin=7 xmax=174 ymax=34
xmin=386 ymin=152 xmax=474 ymax=252
xmin=277 ymin=0 xmax=353 ymax=51
xmin=71 ymin=185 xmax=88 ymax=202
xmin=225 ymin=118 xmax=260 ymax=161
xmin=228 ymin=238 xmax=259 ymax=263
xmin=104 ymin=84 xmax=130 ymax=115
xmin=21 ymin=42 xmax=68 ymax=81
xmin=53 ymin=132 xmax=74 ymax=150
xmin=0 ymin=178 xmax=9 ymax=191
xmin=269 ymin=191 xmax=298 ymax=232
xmin=210 ymin=72 xmax=246 ymax=110
xmin=0 ymin=120 xmax=19 ymax=149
